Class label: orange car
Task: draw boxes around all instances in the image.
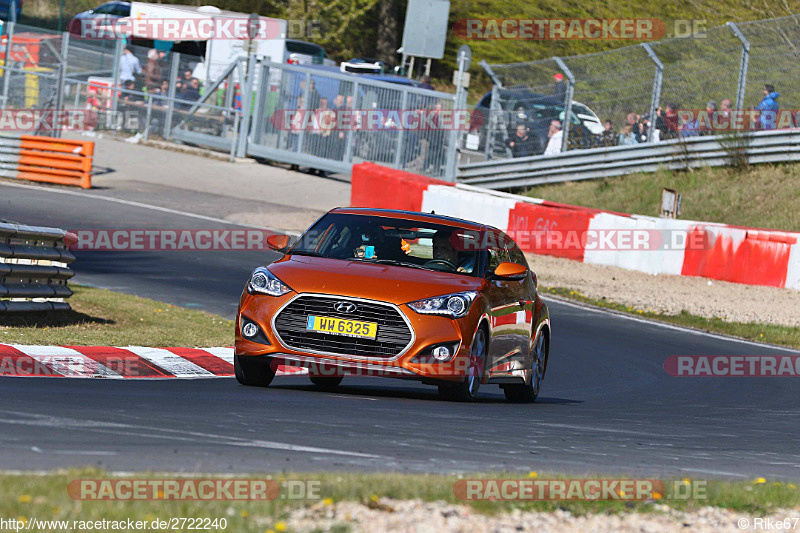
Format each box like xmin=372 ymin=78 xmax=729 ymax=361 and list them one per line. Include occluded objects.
xmin=235 ymin=208 xmax=550 ymax=402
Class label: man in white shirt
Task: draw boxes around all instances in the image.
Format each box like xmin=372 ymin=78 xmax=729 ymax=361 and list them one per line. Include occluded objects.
xmin=119 ymin=49 xmax=142 ymax=85
xmin=543 ymin=120 xmax=563 ymax=156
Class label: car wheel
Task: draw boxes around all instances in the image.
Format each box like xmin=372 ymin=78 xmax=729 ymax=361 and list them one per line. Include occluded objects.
xmin=439 ymin=328 xmax=486 ymax=402
xmin=234 ymin=355 xmax=275 ymax=387
xmin=504 ymin=331 xmax=546 ymax=403
xmin=310 ymin=376 xmax=343 ymax=389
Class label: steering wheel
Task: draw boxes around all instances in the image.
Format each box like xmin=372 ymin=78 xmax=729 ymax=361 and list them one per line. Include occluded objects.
xmin=423 ymin=259 xmax=457 ymax=271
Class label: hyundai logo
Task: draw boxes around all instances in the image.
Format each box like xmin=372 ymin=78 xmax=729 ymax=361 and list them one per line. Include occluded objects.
xmin=333 ymin=301 xmax=358 ymax=313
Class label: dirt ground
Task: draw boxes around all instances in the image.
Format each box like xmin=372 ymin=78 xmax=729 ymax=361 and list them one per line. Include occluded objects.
xmin=525 ymin=254 xmax=800 ymax=328
xmin=279 ymin=498 xmax=798 ymax=532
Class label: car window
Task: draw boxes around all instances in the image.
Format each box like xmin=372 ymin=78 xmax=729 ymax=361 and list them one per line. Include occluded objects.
xmin=92 ymin=4 xmax=113 ymax=14
xmin=487 ymin=244 xmax=508 ymax=273
xmin=506 ymin=240 xmax=528 ymax=268
xmin=290 ymin=213 xmax=483 ymax=277
xmin=478 ymin=93 xmax=491 ymax=108
xmin=110 ymin=3 xmax=130 ymax=16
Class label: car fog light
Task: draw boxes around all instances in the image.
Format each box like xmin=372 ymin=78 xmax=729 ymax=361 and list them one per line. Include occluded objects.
xmin=241 ymin=321 xmax=259 ymax=338
xmin=432 ymin=346 xmax=451 ymax=361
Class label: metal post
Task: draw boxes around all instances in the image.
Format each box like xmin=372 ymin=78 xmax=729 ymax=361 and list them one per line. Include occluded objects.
xmin=485 ymin=83 xmax=502 ymax=158
xmin=73 ymin=80 xmax=80 ymax=109
xmin=553 ymin=57 xmax=574 ymax=153
xmin=728 ymin=22 xmax=750 ymax=111
xmin=109 ymin=38 xmax=124 ymax=119
xmin=2 ymin=21 xmax=15 ymax=109
xmin=236 ymin=51 xmax=256 ymax=158
xmin=53 ymin=32 xmax=69 ymax=138
xmin=393 ymin=90 xmax=408 ymax=168
xmin=642 ymin=43 xmax=663 ymax=143
xmin=143 ymin=94 xmax=153 ymax=142
xmin=230 ymin=111 xmax=240 ymax=162
xmin=444 ymin=51 xmax=468 ymax=180
xmin=250 ymin=60 xmax=269 ymax=145
xmin=163 ymin=52 xmax=179 ymax=139
xmin=295 ymin=71 xmax=312 ymax=154
xmin=342 ymin=80 xmax=358 ymax=162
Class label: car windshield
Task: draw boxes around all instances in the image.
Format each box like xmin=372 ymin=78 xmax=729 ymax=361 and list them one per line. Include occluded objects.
xmin=288 ymin=213 xmax=484 ymax=277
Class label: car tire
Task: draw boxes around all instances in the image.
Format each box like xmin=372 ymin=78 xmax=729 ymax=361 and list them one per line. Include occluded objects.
xmin=234 ymin=355 xmax=275 ymax=387
xmin=310 ymin=376 xmax=343 ymax=389
xmin=438 ymin=328 xmax=486 ymax=402
xmin=503 ymin=331 xmax=546 ymax=403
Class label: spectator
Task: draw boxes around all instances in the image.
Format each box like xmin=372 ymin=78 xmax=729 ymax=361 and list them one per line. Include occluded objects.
xmin=418 ymin=75 xmax=435 ymax=91
xmin=699 ymin=100 xmax=717 ymax=135
xmin=120 ymin=80 xmax=143 ymax=103
xmin=543 ymin=120 xmax=563 ymax=156
xmin=299 ymin=79 xmax=321 ymax=110
xmin=663 ymin=104 xmax=680 ymax=139
xmin=636 ymin=113 xmax=649 ymax=142
xmin=119 ymin=48 xmax=142 ymax=86
xmin=601 ymin=120 xmax=616 ymax=146
xmin=653 ymin=106 xmax=666 ymax=138
xmin=506 ymin=124 xmax=535 ymax=157
xmin=144 ymin=49 xmax=164 ymax=92
xmin=183 ymin=69 xmax=193 ymax=83
xmin=755 ymin=84 xmax=779 ymax=130
xmin=553 ymin=73 xmax=566 ymax=102
xmin=618 ymin=125 xmax=637 ymax=145
xmin=624 ymin=112 xmax=640 ymax=142
xmin=177 ymin=78 xmax=201 ymax=109
xmin=720 ymin=98 xmax=732 ymax=118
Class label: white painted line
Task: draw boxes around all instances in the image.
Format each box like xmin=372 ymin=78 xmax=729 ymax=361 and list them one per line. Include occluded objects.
xmin=126 ymin=346 xmax=213 ymax=377
xmin=544 ymin=295 xmax=800 ymax=353
xmin=9 ymin=344 xmax=123 ymax=378
xmin=0 ymin=181 xmax=301 ymax=236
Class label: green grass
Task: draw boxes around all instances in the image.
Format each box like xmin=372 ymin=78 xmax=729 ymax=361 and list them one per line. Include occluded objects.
xmin=0 ymin=285 xmax=233 ymax=347
xmin=1 ymin=469 xmax=798 ymax=532
xmin=522 ymin=165 xmax=800 ymax=232
xmin=541 ymin=286 xmax=800 ymax=349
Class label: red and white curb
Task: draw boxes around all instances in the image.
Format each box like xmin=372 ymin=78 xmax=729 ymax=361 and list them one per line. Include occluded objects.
xmin=0 ymin=344 xmax=308 ymax=379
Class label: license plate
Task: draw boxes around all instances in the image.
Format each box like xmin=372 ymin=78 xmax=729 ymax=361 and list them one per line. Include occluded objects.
xmin=306 ymin=315 xmax=378 ymax=339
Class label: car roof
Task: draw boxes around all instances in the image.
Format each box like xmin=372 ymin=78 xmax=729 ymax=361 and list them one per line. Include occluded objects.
xmin=329 ymin=207 xmax=495 ymax=232
xmin=299 ymin=64 xmax=420 ymax=86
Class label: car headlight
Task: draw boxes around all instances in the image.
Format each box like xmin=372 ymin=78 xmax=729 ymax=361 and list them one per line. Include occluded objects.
xmin=247 ymin=267 xmax=292 ymax=296
xmin=407 ymin=292 xmax=477 ymax=319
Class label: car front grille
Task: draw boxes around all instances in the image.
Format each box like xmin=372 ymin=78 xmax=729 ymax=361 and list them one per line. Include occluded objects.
xmin=273 ymin=295 xmax=413 ymax=358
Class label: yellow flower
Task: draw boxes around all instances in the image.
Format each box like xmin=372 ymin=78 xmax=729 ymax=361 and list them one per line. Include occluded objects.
xmin=370 ymin=494 xmax=378 ymax=502
xmin=275 ymin=522 xmax=287 ymax=532
xmin=323 ymin=498 xmax=333 ymax=506
xmin=682 ymin=478 xmax=691 ymax=484
xmin=18 ymin=495 xmax=32 ymax=503
xmin=17 ymin=517 xmax=27 ymax=524
xmin=241 ymin=510 xmax=248 ymax=518
xmin=754 ymin=477 xmax=766 ymax=484
xmin=527 ymin=471 xmax=538 ymax=478
xmin=652 ymin=492 xmax=663 ymax=500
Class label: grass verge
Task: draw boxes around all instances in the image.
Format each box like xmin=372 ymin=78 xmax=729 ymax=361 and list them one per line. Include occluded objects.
xmin=0 ymin=285 xmax=233 ymax=347
xmin=540 ymin=286 xmax=800 ymax=349
xmin=522 ymin=165 xmax=800 ymax=232
xmin=1 ymin=469 xmax=798 ymax=532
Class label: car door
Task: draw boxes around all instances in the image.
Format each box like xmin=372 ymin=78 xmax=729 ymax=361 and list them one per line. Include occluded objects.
xmin=483 ymin=233 xmax=525 ymax=372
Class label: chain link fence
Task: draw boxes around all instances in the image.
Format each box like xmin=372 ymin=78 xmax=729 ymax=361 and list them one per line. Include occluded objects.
xmin=480 ymin=14 xmax=800 ymax=162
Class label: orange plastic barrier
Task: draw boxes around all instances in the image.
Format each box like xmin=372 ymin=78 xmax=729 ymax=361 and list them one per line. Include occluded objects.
xmin=3 ymin=135 xmax=94 ymax=189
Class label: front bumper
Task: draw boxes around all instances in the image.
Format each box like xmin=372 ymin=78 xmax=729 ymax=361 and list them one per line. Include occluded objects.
xmin=235 ymin=291 xmax=481 ymax=382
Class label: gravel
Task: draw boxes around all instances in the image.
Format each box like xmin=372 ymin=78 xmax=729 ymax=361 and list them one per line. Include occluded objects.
xmin=279 ymin=498 xmax=799 ymax=532
xmin=525 ymin=254 xmax=800 ymax=328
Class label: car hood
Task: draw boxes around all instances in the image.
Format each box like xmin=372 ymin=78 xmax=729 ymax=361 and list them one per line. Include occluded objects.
xmin=268 ymin=255 xmax=484 ymax=305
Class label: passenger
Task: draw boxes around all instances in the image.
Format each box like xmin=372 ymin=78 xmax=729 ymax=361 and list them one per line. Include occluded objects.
xmin=432 ymin=231 xmax=474 ymax=273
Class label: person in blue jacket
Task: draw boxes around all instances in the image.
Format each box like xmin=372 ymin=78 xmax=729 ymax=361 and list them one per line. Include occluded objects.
xmin=755 ymin=84 xmax=779 ymax=130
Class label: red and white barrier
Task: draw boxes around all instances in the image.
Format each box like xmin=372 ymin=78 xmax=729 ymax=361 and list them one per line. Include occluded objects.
xmin=0 ymin=345 xmax=307 ymax=378
xmin=351 ymin=163 xmax=800 ymax=290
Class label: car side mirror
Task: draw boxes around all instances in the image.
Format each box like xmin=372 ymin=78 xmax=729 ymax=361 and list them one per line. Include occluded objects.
xmin=266 ymin=234 xmax=291 ymax=253
xmin=491 ymin=261 xmax=527 ymax=280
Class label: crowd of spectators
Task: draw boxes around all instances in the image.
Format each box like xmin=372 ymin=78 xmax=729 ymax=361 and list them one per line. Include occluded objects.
xmin=590 ymin=83 xmax=782 ymax=150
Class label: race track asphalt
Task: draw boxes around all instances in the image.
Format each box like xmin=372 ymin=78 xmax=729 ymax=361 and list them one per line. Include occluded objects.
xmin=1 ymin=183 xmax=799 ymax=478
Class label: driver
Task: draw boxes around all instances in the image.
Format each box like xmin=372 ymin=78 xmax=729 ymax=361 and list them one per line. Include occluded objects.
xmin=432 ymin=231 xmax=474 ymax=273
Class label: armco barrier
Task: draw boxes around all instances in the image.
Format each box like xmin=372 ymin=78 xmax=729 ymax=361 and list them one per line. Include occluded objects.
xmin=0 ymin=222 xmax=76 ymax=312
xmin=351 ymin=163 xmax=800 ymax=290
xmin=0 ymin=134 xmax=94 ymax=189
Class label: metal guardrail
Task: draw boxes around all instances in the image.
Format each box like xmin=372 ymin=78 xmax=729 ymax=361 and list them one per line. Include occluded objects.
xmin=0 ymin=222 xmax=75 ymax=313
xmin=457 ymin=129 xmax=800 ymax=189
